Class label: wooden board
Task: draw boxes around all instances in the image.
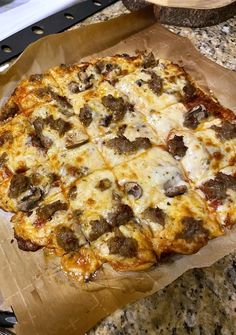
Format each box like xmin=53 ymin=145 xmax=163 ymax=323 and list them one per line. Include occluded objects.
xmin=122 ymin=0 xmax=236 ymax=27
xmin=147 ymin=0 xmax=235 ymax=9
xmin=154 ymin=1 xmax=236 ymax=27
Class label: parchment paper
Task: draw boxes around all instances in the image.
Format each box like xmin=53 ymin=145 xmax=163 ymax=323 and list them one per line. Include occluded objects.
xmin=0 ymin=8 xmax=236 ymax=335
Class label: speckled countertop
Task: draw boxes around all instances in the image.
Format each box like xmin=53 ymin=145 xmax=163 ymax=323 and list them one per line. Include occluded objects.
xmin=88 ymin=255 xmax=236 ymax=334
xmin=79 ymin=2 xmax=236 ymax=334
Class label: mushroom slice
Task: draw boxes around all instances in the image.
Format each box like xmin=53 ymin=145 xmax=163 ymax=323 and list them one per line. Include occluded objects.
xmin=124 ymin=182 xmax=143 ymax=199
xmin=65 ymin=132 xmax=89 ymax=149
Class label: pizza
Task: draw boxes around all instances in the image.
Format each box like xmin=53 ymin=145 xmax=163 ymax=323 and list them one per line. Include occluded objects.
xmin=0 ymin=52 xmax=235 ymax=282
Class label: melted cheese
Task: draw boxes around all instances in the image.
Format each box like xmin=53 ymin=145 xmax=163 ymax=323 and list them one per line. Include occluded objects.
xmin=113 ymin=147 xmax=188 ymax=215
xmin=115 ymin=71 xmax=178 ymax=114
xmin=68 ymin=170 xmax=127 ymax=239
xmin=5 ymin=72 xmax=63 ymax=111
xmin=195 ymin=118 xmax=236 ymax=172
xmin=0 ymin=115 xmax=47 ymax=185
xmin=94 ymin=122 xmax=161 ymax=168
xmin=148 ymin=103 xmax=187 ymax=142
xmin=151 ymin=190 xmax=223 ymax=255
xmin=92 ymin=223 xmax=156 ymax=271
xmin=13 ymin=191 xmax=70 ymax=246
xmin=169 ymin=129 xmax=212 ymax=184
xmin=30 ymin=104 xmax=89 ymax=157
xmin=54 ymin=142 xmax=106 ymax=186
xmin=115 ymin=62 xmax=188 ymax=116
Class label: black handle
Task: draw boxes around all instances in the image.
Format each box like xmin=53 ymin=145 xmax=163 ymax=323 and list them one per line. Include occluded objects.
xmin=0 ymin=0 xmax=117 ymax=65
xmin=0 ymin=312 xmax=17 ymax=329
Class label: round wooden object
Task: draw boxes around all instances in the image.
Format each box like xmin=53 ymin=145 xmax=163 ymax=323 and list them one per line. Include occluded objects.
xmin=122 ymin=0 xmax=236 ymax=27
xmin=122 ymin=0 xmax=150 ymax=12
xmin=155 ymin=1 xmax=236 ymax=27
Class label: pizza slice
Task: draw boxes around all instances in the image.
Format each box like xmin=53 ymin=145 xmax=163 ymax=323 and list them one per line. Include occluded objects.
xmin=28 ymin=103 xmax=89 ymax=158
xmin=91 ymin=222 xmax=156 ymax=271
xmin=67 ymin=169 xmax=132 ymax=241
xmin=90 ymin=95 xmax=161 ymax=167
xmin=195 ymin=118 xmax=235 ymax=171
xmin=60 ymin=169 xmax=155 ymax=280
xmin=75 ymin=81 xmax=135 ymax=139
xmin=0 ymin=72 xmax=67 ymax=121
xmin=166 ymin=122 xmax=235 ymax=185
xmin=0 ymin=162 xmax=60 ymax=213
xmin=12 ymin=190 xmax=72 ymax=251
xmin=147 ymin=103 xmax=188 ymax=144
xmin=0 ymin=114 xmax=48 ymax=185
xmin=113 ymin=147 xmax=189 ymax=215
xmin=198 ymin=166 xmax=236 ymax=227
xmin=52 ymin=142 xmax=107 ymax=187
xmin=166 ymin=129 xmax=212 ymax=184
xmin=142 ymin=190 xmax=223 ymax=256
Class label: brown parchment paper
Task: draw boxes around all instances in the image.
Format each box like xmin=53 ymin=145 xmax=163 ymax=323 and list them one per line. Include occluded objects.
xmin=0 ymin=8 xmax=236 ymax=335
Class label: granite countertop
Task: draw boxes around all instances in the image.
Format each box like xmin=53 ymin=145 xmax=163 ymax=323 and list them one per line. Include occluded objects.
xmin=79 ymin=2 xmax=235 ymax=334
xmin=88 ymin=255 xmax=236 ymax=334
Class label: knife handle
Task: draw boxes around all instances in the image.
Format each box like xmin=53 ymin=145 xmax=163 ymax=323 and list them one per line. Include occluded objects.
xmin=0 ymin=312 xmax=17 ymax=328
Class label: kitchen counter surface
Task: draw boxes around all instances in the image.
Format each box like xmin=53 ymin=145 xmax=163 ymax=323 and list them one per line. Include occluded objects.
xmin=88 ymin=253 xmax=236 ymax=334
xmin=80 ymin=2 xmax=236 ymax=334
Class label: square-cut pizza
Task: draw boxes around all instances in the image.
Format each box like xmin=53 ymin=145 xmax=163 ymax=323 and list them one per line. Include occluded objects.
xmin=67 ymin=169 xmax=131 ymax=241
xmin=12 ymin=189 xmax=70 ymax=250
xmin=0 ymin=162 xmax=59 ymax=213
xmin=0 ymin=52 xmax=235 ymax=283
xmin=27 ymin=103 xmax=89 ymax=157
xmin=0 ymin=114 xmax=48 ymax=185
xmin=113 ymin=146 xmax=189 ymax=215
xmin=1 ymin=72 xmax=66 ymax=121
xmin=198 ymin=166 xmax=236 ymax=227
xmin=52 ymin=142 xmax=107 ymax=187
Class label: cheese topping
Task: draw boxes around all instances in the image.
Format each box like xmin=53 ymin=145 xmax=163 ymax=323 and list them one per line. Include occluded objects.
xmin=0 ymin=53 xmax=234 ymax=282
